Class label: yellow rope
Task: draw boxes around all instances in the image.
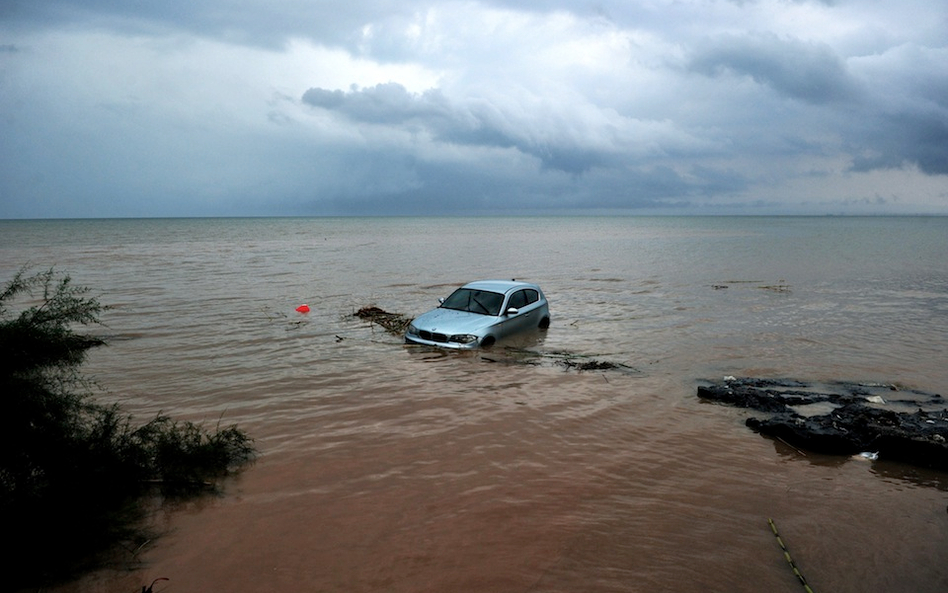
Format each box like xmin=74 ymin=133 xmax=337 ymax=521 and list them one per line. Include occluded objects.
xmin=768 ymin=518 xmax=816 ymax=593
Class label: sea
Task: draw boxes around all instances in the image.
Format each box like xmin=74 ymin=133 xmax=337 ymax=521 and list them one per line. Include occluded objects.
xmin=2 ymin=216 xmax=947 ymax=592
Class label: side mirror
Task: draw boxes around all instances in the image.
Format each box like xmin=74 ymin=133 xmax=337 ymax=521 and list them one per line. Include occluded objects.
xmin=505 ymin=307 xmax=519 ymax=316
xmin=439 ymin=297 xmax=445 ymax=304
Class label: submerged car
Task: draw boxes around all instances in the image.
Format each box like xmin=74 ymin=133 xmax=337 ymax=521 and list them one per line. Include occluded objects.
xmin=405 ymin=280 xmax=551 ymax=349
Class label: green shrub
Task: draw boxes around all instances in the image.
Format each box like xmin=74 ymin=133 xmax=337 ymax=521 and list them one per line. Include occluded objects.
xmin=0 ymin=267 xmax=255 ymax=588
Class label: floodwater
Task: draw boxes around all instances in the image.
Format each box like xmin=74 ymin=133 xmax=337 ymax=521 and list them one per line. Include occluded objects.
xmin=2 ymin=216 xmax=948 ymax=592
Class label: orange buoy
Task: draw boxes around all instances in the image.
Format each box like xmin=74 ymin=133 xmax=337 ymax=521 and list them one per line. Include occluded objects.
xmin=296 ymin=304 xmax=310 ymax=313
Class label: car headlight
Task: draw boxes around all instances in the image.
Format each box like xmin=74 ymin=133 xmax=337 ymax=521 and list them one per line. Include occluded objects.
xmin=407 ymin=323 xmax=419 ymax=336
xmin=450 ymin=334 xmax=478 ymax=344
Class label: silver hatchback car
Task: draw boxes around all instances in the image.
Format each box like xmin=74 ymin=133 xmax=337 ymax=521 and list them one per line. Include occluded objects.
xmin=405 ymin=280 xmax=551 ymax=349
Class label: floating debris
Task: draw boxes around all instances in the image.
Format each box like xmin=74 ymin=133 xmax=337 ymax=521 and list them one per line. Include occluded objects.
xmin=353 ymin=306 xmax=412 ymax=335
xmin=768 ymin=519 xmax=816 ymax=593
xmin=710 ymin=279 xmax=791 ymax=293
xmin=558 ymin=359 xmax=619 ymax=372
xmin=142 ymin=578 xmax=170 ymax=593
xmin=758 ymin=282 xmax=792 ymax=293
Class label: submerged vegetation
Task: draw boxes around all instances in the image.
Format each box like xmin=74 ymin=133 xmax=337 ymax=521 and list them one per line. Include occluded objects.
xmin=0 ymin=267 xmax=255 ymax=588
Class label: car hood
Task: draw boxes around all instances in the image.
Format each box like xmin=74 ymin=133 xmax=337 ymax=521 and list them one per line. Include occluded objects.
xmin=411 ymin=308 xmax=496 ymax=334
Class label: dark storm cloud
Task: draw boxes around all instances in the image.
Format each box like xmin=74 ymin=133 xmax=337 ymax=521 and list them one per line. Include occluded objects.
xmin=851 ymin=111 xmax=948 ymax=175
xmin=2 ymin=0 xmax=947 ymax=217
xmin=689 ymin=33 xmax=948 ymax=177
xmin=306 ymin=158 xmax=742 ymax=215
xmin=303 ymin=83 xmax=611 ymax=174
xmin=303 ymin=83 xmax=452 ymax=125
xmin=689 ymin=33 xmax=859 ymax=104
xmin=846 ymin=44 xmax=948 ymax=175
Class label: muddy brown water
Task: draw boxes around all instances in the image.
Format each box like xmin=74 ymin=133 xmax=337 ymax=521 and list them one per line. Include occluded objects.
xmin=3 ymin=216 xmax=947 ymax=592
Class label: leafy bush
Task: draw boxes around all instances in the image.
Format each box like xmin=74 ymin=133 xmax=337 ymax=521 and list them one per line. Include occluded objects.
xmin=0 ymin=267 xmax=255 ymax=587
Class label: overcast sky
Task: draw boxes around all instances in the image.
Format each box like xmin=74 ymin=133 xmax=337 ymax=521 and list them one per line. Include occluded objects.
xmin=1 ymin=0 xmax=946 ymax=217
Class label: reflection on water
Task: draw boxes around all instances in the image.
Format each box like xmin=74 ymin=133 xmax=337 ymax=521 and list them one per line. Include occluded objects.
xmin=2 ymin=216 xmax=947 ymax=592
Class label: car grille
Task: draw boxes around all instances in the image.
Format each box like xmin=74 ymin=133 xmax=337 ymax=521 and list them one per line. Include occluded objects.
xmin=419 ymin=330 xmax=448 ymax=343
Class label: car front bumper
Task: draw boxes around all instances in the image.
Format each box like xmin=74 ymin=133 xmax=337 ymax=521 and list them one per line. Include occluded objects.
xmin=404 ymin=335 xmax=482 ymax=349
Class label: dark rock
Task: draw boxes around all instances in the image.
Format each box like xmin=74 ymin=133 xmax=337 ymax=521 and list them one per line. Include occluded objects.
xmin=698 ymin=377 xmax=948 ymax=470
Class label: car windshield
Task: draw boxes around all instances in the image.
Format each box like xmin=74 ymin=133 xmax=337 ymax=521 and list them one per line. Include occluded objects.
xmin=440 ymin=288 xmax=505 ymax=316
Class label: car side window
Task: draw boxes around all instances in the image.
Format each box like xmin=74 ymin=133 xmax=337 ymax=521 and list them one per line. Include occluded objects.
xmin=523 ymin=289 xmax=539 ymax=305
xmin=508 ymin=290 xmax=527 ymax=310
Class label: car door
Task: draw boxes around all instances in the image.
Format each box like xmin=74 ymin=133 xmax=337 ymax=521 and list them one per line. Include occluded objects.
xmin=497 ymin=289 xmax=537 ymax=337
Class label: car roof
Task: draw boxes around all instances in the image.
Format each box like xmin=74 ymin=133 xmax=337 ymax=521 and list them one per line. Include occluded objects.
xmin=460 ymin=280 xmax=541 ymax=294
